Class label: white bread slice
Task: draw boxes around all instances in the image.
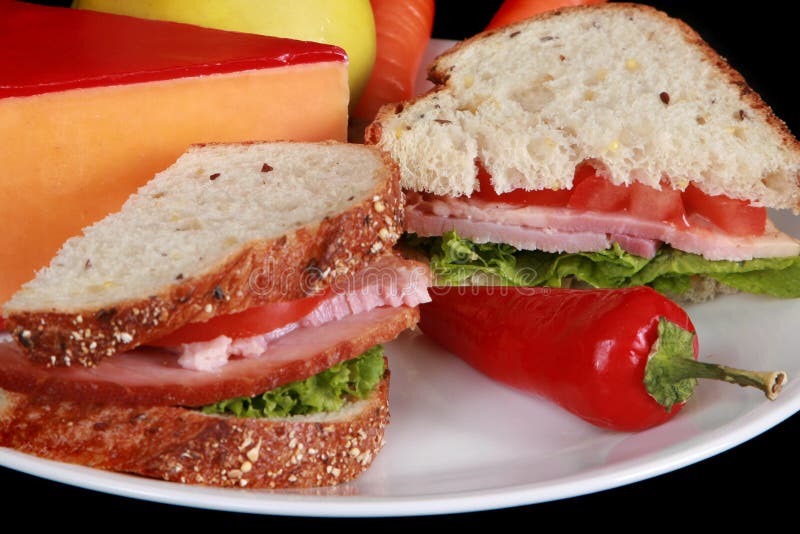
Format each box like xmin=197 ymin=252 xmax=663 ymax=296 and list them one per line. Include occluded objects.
xmin=3 ymin=141 xmax=404 ymax=366
xmin=366 ymin=3 xmax=800 ymax=210
xmin=0 ymin=368 xmax=391 ymax=489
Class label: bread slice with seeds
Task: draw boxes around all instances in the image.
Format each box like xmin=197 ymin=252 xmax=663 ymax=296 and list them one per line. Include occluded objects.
xmin=0 ymin=367 xmax=391 ymax=489
xmin=2 ymin=141 xmax=404 ymax=366
xmin=366 ymin=2 xmax=800 ymax=209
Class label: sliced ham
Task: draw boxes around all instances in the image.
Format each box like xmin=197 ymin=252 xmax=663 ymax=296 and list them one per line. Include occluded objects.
xmin=304 ymin=254 xmax=431 ymax=325
xmin=176 ymin=255 xmax=431 ymax=371
xmin=0 ymin=306 xmax=419 ymax=407
xmin=408 ymin=212 xmax=614 ymax=254
xmin=610 ymin=234 xmax=662 ymax=259
xmin=408 ymin=193 xmax=800 ymax=261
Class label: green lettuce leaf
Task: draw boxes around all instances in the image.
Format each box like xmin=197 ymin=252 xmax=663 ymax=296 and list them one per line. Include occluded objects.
xmin=631 ymin=247 xmax=800 ymax=298
xmin=201 ymin=345 xmax=386 ymax=418
xmin=405 ymin=231 xmax=800 ymax=298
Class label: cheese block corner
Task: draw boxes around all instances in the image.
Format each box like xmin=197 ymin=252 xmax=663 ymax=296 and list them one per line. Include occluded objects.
xmin=0 ymin=1 xmax=349 ymax=305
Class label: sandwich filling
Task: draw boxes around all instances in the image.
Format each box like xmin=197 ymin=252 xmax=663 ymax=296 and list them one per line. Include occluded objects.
xmin=154 ymin=255 xmax=430 ymax=371
xmin=0 ymin=257 xmax=427 ymax=407
xmin=403 ymin=164 xmax=800 ymax=298
xmin=0 ymin=306 xmax=417 ymax=408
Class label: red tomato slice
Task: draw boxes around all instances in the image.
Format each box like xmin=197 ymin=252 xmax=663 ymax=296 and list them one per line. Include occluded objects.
xmin=472 ymin=162 xmax=571 ymax=206
xmin=0 ymin=315 xmax=5 ymax=332
xmin=148 ymin=293 xmax=329 ymax=347
xmin=683 ymin=184 xmax=766 ymax=236
xmin=628 ymin=181 xmax=688 ymax=227
xmin=566 ymin=165 xmax=629 ymax=212
xmin=486 ymin=0 xmax=607 ymax=30
xmin=470 ymin=163 xmax=764 ymax=237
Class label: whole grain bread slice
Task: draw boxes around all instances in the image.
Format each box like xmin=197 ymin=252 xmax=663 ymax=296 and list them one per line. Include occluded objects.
xmin=0 ymin=367 xmax=391 ymax=489
xmin=3 ymin=141 xmax=404 ymax=367
xmin=366 ymin=3 xmax=800 ymax=210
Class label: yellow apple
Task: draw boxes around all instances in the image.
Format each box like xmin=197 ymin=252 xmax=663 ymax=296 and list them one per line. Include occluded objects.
xmin=72 ymin=0 xmax=376 ymax=108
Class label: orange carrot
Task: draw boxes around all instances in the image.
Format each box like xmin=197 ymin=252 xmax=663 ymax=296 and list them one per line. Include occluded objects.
xmin=351 ymin=0 xmax=435 ymax=123
xmin=486 ymin=0 xmax=606 ymax=30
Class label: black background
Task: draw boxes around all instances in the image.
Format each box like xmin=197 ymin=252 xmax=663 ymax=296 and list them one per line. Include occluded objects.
xmin=3 ymin=0 xmax=799 ymax=527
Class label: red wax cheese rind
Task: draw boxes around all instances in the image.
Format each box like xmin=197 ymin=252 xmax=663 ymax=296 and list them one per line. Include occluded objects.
xmin=0 ymin=1 xmax=349 ymax=305
xmin=0 ymin=0 xmax=347 ymax=98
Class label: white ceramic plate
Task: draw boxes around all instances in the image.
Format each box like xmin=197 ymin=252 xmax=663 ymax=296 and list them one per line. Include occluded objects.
xmin=2 ymin=39 xmax=800 ymax=518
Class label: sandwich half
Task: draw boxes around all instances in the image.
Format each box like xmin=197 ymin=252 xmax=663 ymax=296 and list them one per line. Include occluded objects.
xmin=366 ymin=3 xmax=800 ymax=302
xmin=0 ymin=141 xmax=430 ymax=488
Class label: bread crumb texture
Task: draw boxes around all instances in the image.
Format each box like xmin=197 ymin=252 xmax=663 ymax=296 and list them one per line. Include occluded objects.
xmin=368 ymin=4 xmax=800 ymax=210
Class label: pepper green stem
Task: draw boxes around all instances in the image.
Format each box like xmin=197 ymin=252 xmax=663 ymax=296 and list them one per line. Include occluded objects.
xmin=664 ymin=359 xmax=786 ymax=399
xmin=643 ymin=318 xmax=788 ymax=411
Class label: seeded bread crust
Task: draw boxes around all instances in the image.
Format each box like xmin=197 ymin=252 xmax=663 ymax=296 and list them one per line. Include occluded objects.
xmin=0 ymin=368 xmax=391 ymax=489
xmin=366 ymin=3 xmax=800 ymax=210
xmin=4 ymin=142 xmax=404 ymax=367
xmin=668 ymin=276 xmax=740 ymax=305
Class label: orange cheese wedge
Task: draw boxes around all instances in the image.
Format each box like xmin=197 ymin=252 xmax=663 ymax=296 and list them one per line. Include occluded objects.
xmin=0 ymin=1 xmax=349 ymax=306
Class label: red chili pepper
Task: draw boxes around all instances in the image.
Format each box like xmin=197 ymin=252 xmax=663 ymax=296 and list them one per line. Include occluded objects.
xmin=419 ymin=285 xmax=787 ymax=431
